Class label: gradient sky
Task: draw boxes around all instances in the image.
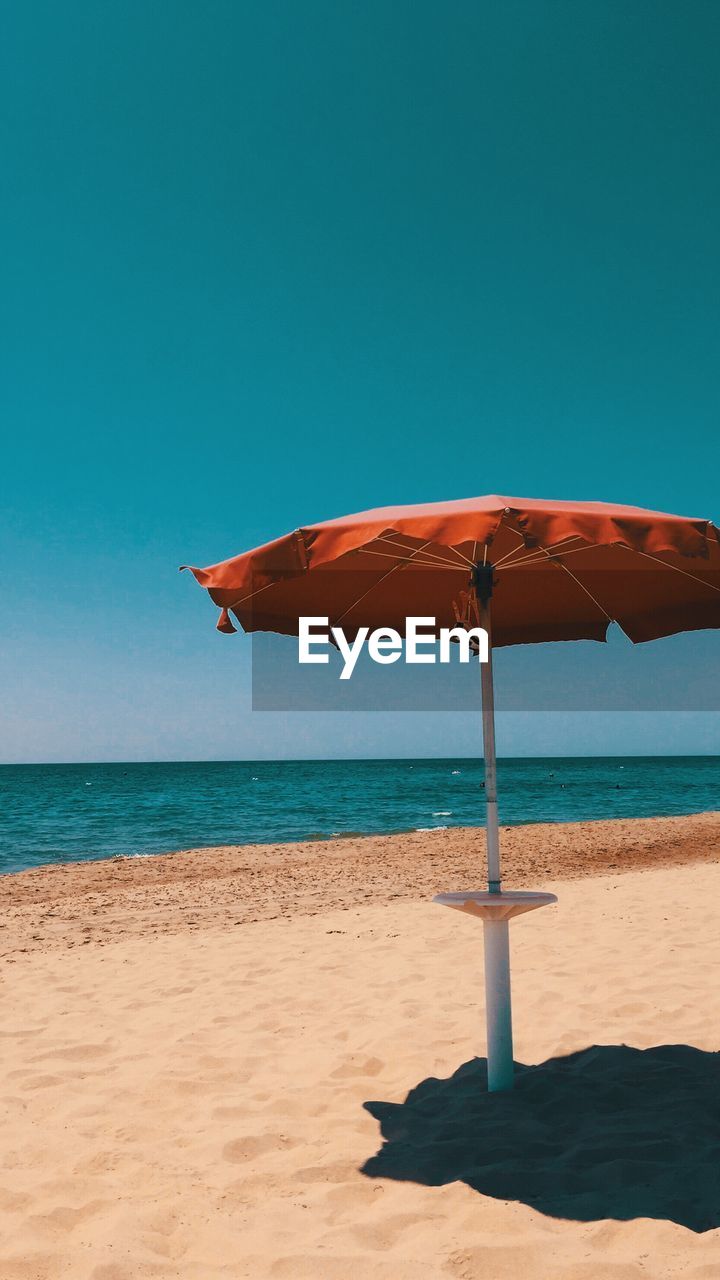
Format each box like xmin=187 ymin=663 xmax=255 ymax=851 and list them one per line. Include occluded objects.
xmin=2 ymin=1 xmax=720 ymax=762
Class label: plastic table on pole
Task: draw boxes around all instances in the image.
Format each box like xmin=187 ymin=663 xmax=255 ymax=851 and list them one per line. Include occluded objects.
xmin=433 ymin=890 xmax=557 ymax=1091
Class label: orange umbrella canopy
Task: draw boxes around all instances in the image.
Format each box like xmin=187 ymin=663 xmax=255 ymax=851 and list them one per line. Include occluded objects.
xmin=184 ymin=495 xmax=720 ymax=647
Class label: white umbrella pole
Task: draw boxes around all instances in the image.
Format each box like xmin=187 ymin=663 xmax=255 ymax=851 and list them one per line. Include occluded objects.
xmin=478 ymin=595 xmax=501 ymax=895
xmin=477 ymin=576 xmax=514 ymax=1092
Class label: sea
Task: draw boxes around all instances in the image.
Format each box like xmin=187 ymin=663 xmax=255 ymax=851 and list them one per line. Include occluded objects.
xmin=0 ymin=756 xmax=718 ymax=876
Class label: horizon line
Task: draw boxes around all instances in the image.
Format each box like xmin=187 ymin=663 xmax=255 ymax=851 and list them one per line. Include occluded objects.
xmin=1 ymin=751 xmax=719 ymax=767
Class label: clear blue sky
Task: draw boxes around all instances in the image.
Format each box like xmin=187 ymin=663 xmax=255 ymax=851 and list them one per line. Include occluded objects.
xmin=2 ymin=1 xmax=719 ymax=762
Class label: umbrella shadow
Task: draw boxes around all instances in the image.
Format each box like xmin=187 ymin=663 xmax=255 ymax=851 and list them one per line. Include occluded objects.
xmin=362 ymin=1044 xmax=720 ymax=1232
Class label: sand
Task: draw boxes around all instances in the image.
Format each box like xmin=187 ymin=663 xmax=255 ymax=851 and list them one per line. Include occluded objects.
xmin=2 ymin=814 xmax=720 ymax=1278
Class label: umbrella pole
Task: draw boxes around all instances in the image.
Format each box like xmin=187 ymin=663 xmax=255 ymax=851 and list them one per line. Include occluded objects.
xmin=475 ymin=566 xmax=514 ymax=1092
xmin=478 ymin=598 xmax=501 ymax=895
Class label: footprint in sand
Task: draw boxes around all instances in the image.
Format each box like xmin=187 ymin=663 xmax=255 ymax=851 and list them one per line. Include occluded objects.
xmin=20 ymin=1074 xmax=66 ymax=1091
xmin=293 ymin=1160 xmax=353 ymax=1185
xmin=223 ymin=1133 xmax=299 ymax=1162
xmin=330 ymin=1055 xmax=385 ymax=1079
xmin=30 ymin=1042 xmax=112 ymax=1063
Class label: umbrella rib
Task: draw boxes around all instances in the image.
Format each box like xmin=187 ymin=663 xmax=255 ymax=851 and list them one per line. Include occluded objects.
xmin=441 ymin=546 xmax=476 ymax=568
xmin=499 ymin=541 xmax=594 ymax=569
xmin=375 ymin=535 xmax=475 ymax=568
xmin=367 ymin=540 xmax=470 ymax=568
xmin=492 ymin=530 xmax=527 ymax=566
xmin=555 ymin=559 xmax=613 ymax=622
xmin=615 ymin=544 xmax=720 ymax=592
xmin=474 ymin=541 xmax=492 ymax=568
xmin=358 ymin=549 xmax=467 ymax=569
xmin=495 ymin=535 xmax=585 ymax=568
xmin=333 ymin=540 xmax=436 ymax=625
xmin=223 ymin=579 xmax=279 ymax=611
xmin=518 ymin=543 xmax=613 ymax=622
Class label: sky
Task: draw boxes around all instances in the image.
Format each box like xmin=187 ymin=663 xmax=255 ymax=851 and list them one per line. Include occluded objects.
xmin=2 ymin=0 xmax=720 ymax=763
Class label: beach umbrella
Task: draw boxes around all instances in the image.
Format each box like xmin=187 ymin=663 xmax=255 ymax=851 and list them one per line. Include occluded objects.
xmin=184 ymin=496 xmax=720 ymax=1091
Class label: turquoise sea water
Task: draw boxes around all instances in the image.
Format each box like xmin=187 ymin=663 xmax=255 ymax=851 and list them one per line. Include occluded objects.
xmin=0 ymin=757 xmax=718 ymax=876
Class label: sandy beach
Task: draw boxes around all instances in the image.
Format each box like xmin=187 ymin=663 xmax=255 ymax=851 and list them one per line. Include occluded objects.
xmin=2 ymin=813 xmax=720 ymax=1278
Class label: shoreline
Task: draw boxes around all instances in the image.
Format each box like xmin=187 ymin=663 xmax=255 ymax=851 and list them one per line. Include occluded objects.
xmin=2 ymin=810 xmax=719 ymax=959
xmin=4 ymin=802 xmax=720 ymax=878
